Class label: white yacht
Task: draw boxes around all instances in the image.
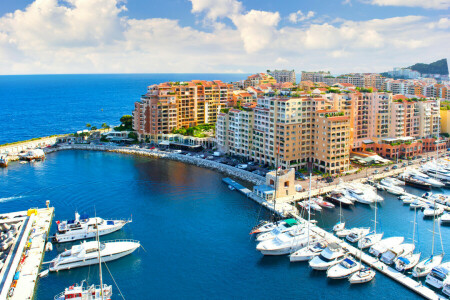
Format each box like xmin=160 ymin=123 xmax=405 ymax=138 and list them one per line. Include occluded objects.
xmin=441 ymin=213 xmax=450 ymax=225
xmin=369 ymin=236 xmax=404 ymax=257
xmin=422 ymin=162 xmax=450 ymax=181
xmin=256 ymin=222 xmax=303 ymax=242
xmin=358 ymin=233 xmax=383 ymax=249
xmin=49 ymin=239 xmax=140 ymax=271
xmin=54 ymin=212 xmax=131 ymax=243
xmin=442 ymin=277 xmax=450 ymax=297
xmin=380 ymin=243 xmax=415 ymax=265
xmin=345 ymin=228 xmax=370 ymax=243
xmin=380 ymin=177 xmax=404 ymax=186
xmin=327 ymin=256 xmax=361 ymax=279
xmin=309 ymin=243 xmax=347 ymax=270
xmin=19 ymin=149 xmax=45 ymax=161
xmin=425 ymin=262 xmax=450 ymax=289
xmin=380 ymin=178 xmax=405 ymax=195
xmin=344 ymin=186 xmax=374 ymax=205
xmin=290 ymin=241 xmax=327 ymax=262
xmin=256 ymin=230 xmax=313 ymax=256
xmin=348 ymin=267 xmax=376 ymax=284
xmin=54 ymin=281 xmax=112 ymax=300
xmin=250 ymin=218 xmax=297 ymax=235
xmin=395 ymin=253 xmax=421 ymax=272
xmin=404 ymin=170 xmax=444 ymax=188
xmin=413 ymin=254 xmax=444 ymax=278
xmin=423 ymin=204 xmax=445 ymax=218
xmin=336 ymin=227 xmax=367 ymax=238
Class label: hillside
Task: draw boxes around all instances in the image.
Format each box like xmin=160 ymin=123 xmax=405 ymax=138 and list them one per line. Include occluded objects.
xmin=409 ymin=58 xmax=449 ymax=75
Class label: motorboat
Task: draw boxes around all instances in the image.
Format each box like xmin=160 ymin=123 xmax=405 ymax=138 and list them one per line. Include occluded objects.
xmin=299 ymin=200 xmax=322 ymax=212
xmin=402 ymin=197 xmax=415 ymax=205
xmin=423 ymin=204 xmax=445 ymax=218
xmin=0 ymin=154 xmax=8 ymax=168
xmin=54 ymin=212 xmax=131 ymax=243
xmin=358 ymin=233 xmax=383 ymax=249
xmin=441 ymin=213 xmax=450 ymax=225
xmin=256 ymin=221 xmax=302 ymax=242
xmin=369 ymin=236 xmax=404 ymax=257
xmin=48 ymin=240 xmax=140 ymax=271
xmin=406 ymin=169 xmax=445 ymax=188
xmin=413 ymin=254 xmax=444 ymax=277
xmin=410 ymin=200 xmax=426 ymax=209
xmin=228 ymin=185 xmax=235 ymax=191
xmin=381 ymin=177 xmax=404 ymax=186
xmin=290 ymin=240 xmax=327 ymax=262
xmin=425 ymin=262 xmax=450 ymax=289
xmin=309 ymin=243 xmax=347 ymax=270
xmin=327 ymin=256 xmax=361 ymax=279
xmin=395 ymin=253 xmax=421 ymax=272
xmin=344 ymin=186 xmax=374 ymax=205
xmin=19 ymin=149 xmax=45 ymax=161
xmin=336 ymin=227 xmax=367 ymax=238
xmin=380 ymin=178 xmax=405 ymax=195
xmin=427 ymin=194 xmax=450 ymax=207
xmin=345 ymin=228 xmax=370 ymax=243
xmin=250 ymin=218 xmax=297 ymax=235
xmin=422 ymin=162 xmax=450 ymax=181
xmin=256 ymin=230 xmax=314 ymax=256
xmin=313 ymin=196 xmax=335 ymax=209
xmin=333 ymin=222 xmax=345 ymax=232
xmin=54 ymin=280 xmax=112 ymax=300
xmin=442 ymin=277 xmax=450 ymax=297
xmin=348 ymin=267 xmax=376 ymax=284
xmin=326 ymin=191 xmax=353 ymax=207
xmin=380 ymin=243 xmax=415 ymax=265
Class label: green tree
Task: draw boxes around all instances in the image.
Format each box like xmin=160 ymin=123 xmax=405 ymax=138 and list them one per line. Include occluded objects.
xmin=128 ymin=132 xmax=138 ymax=141
xmin=86 ymin=123 xmax=91 ymax=130
xmin=91 ymin=126 xmax=97 ymax=130
xmin=101 ymin=123 xmax=109 ymax=129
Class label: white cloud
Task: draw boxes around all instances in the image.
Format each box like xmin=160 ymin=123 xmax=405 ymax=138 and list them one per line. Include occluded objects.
xmin=367 ymin=0 xmax=450 ymax=9
xmin=0 ymin=0 xmax=449 ymax=75
xmin=288 ymin=10 xmax=315 ymax=23
xmin=190 ymin=0 xmax=243 ymax=20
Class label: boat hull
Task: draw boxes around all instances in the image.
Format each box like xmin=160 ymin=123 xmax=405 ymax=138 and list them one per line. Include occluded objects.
xmin=54 ymin=223 xmax=126 ymax=243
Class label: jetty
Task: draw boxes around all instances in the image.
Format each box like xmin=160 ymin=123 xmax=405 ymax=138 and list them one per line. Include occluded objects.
xmin=222 ymin=178 xmax=252 ymax=196
xmin=0 ymin=202 xmax=54 ymax=300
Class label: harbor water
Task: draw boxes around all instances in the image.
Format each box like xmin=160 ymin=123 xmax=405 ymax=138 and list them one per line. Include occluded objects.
xmin=2 ymin=150 xmax=448 ymax=299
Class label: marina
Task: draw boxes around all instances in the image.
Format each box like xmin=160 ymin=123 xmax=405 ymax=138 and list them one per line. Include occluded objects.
xmin=0 ymin=203 xmax=54 ymax=300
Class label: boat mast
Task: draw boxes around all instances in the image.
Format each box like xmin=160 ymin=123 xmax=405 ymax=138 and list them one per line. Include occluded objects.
xmin=431 ymin=198 xmax=436 ymax=256
xmin=374 ymin=198 xmax=377 ymax=234
xmin=307 ymin=172 xmax=311 ymax=247
xmin=95 ymin=216 xmax=104 ymax=300
xmin=412 ymin=207 xmax=417 ymax=247
xmin=273 ymin=136 xmax=282 ymax=223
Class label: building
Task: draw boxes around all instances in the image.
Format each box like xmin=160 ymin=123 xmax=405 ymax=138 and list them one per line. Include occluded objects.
xmin=243 ymin=73 xmax=277 ymax=88
xmin=132 ymin=80 xmax=233 ymax=142
xmin=301 ymin=71 xmax=332 ymax=83
xmin=267 ymin=69 xmax=296 ymax=83
xmin=388 ymin=68 xmax=421 ymax=79
xmin=440 ymin=110 xmax=450 ymax=134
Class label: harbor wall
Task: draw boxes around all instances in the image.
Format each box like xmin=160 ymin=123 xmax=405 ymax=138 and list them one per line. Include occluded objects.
xmin=0 ymin=135 xmax=64 ymax=155
xmin=50 ymin=145 xmax=265 ymax=186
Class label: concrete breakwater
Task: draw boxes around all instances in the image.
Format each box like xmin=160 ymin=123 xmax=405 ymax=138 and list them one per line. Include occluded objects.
xmin=50 ymin=145 xmax=265 ymax=186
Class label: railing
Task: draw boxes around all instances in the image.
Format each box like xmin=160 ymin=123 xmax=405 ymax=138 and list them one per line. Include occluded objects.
xmin=105 ymin=239 xmax=140 ymax=244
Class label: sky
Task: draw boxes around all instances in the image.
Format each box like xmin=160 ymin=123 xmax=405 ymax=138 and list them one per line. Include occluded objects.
xmin=0 ymin=0 xmax=449 ymax=75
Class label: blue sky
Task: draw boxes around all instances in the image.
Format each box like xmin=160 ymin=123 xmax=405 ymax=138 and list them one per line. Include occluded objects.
xmin=0 ymin=0 xmax=449 ymax=74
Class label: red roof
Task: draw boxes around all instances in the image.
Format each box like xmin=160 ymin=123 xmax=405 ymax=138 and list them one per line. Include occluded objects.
xmin=393 ymin=95 xmax=407 ymax=100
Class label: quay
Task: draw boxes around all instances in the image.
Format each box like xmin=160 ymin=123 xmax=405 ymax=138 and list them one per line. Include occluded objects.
xmin=0 ymin=202 xmax=54 ymax=300
xmin=222 ymin=178 xmax=252 ymax=196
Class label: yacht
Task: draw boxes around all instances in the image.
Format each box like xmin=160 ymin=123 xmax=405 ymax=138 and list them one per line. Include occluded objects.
xmin=402 ymin=197 xmax=415 ymax=205
xmin=410 ymin=200 xmax=426 ymax=210
xmin=348 ymin=267 xmax=376 ymax=284
xmin=442 ymin=277 xmax=450 ymax=297
xmin=345 ymin=228 xmax=370 ymax=243
xmin=413 ymin=254 xmax=444 ymax=278
xmin=256 ymin=222 xmax=303 ymax=242
xmin=54 ymin=280 xmax=112 ymax=300
xmin=290 ymin=241 xmax=327 ymax=262
xmin=425 ymin=262 xmax=450 ymax=289
xmin=54 ymin=212 xmax=131 ymax=243
xmin=344 ymin=186 xmax=374 ymax=205
xmin=380 ymin=243 xmax=415 ymax=265
xmin=358 ymin=233 xmax=383 ymax=249
xmin=326 ymin=191 xmax=353 ymax=207
xmin=19 ymin=149 xmax=45 ymax=161
xmin=256 ymin=230 xmax=313 ymax=256
xmin=441 ymin=213 xmax=450 ymax=225
xmin=380 ymin=177 xmax=404 ymax=186
xmin=49 ymin=239 xmax=140 ymax=271
xmin=380 ymin=178 xmax=405 ymax=195
xmin=423 ymin=204 xmax=445 ymax=218
xmin=299 ymin=200 xmax=322 ymax=212
xmin=395 ymin=253 xmax=421 ymax=272
xmin=309 ymin=243 xmax=347 ymax=270
xmin=336 ymin=227 xmax=367 ymax=238
xmin=313 ymin=196 xmax=335 ymax=209
xmin=421 ymin=162 xmax=450 ymax=181
xmin=327 ymin=256 xmax=361 ymax=279
xmin=0 ymin=154 xmax=8 ymax=168
xmin=250 ymin=219 xmax=297 ymax=235
xmin=402 ymin=170 xmax=444 ymax=188
xmin=369 ymin=236 xmax=404 ymax=257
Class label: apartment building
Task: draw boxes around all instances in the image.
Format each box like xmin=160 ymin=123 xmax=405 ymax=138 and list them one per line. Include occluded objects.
xmin=243 ymin=73 xmax=277 ymax=88
xmin=267 ymin=69 xmax=296 ymax=83
xmin=301 ymin=71 xmax=332 ymax=83
xmin=133 ymin=80 xmax=233 ymax=142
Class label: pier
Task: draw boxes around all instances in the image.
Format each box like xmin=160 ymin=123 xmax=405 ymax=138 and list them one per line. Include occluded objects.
xmin=0 ymin=203 xmax=54 ymax=300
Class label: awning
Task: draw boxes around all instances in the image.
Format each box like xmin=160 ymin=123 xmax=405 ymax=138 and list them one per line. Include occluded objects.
xmin=362 ymin=139 xmax=374 ymax=144
xmin=159 ymin=141 xmax=170 ymax=146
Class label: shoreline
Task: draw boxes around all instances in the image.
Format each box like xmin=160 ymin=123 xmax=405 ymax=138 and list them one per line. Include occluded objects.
xmin=46 ymin=144 xmax=265 ymax=186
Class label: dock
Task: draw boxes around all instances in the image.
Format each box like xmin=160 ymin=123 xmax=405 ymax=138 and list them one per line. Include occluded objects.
xmin=0 ymin=202 xmax=54 ymax=300
xmin=222 ymin=178 xmax=252 ymax=196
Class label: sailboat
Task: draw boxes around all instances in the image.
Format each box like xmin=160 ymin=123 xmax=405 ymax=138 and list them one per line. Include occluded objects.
xmin=333 ymin=199 xmax=345 ymax=232
xmin=395 ymin=207 xmax=421 ymax=272
xmin=290 ymin=173 xmax=326 ymax=262
xmin=349 ymin=242 xmax=375 ymax=284
xmin=413 ymin=197 xmax=444 ymax=278
xmin=358 ymin=202 xmax=383 ymax=249
xmin=55 ymin=217 xmax=113 ymax=300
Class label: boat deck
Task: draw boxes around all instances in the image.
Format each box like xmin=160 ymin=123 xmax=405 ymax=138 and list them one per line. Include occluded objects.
xmin=0 ymin=205 xmax=54 ymax=300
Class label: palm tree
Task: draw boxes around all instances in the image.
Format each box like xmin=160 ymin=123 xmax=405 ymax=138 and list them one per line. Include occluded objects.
xmin=86 ymin=123 xmax=91 ymax=130
xmin=101 ymin=123 xmax=109 ymax=129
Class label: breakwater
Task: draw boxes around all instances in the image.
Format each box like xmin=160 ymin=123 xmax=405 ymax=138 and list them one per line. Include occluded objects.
xmin=50 ymin=144 xmax=265 ymax=185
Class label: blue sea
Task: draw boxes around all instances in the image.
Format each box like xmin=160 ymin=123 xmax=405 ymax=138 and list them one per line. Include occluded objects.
xmin=0 ymin=75 xmax=448 ymax=299
xmin=0 ymin=74 xmax=246 ymax=145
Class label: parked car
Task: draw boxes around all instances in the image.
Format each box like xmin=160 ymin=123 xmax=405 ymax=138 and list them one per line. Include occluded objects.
xmin=392 ymin=165 xmax=398 ymax=169
xmin=237 ymin=164 xmax=248 ymax=169
xmin=421 ymin=158 xmax=426 ymax=162
xmin=384 ymin=167 xmax=389 ymax=171
xmin=402 ymin=163 xmax=407 ymax=167
xmin=325 ymin=177 xmax=334 ymax=183
xmin=373 ymin=170 xmax=379 ymax=174
xmin=207 ymin=156 xmax=214 ymax=160
xmin=408 ymin=161 xmax=413 ymax=165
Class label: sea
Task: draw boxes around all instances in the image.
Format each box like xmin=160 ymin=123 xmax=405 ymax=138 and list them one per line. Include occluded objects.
xmin=0 ymin=75 xmax=449 ymax=299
